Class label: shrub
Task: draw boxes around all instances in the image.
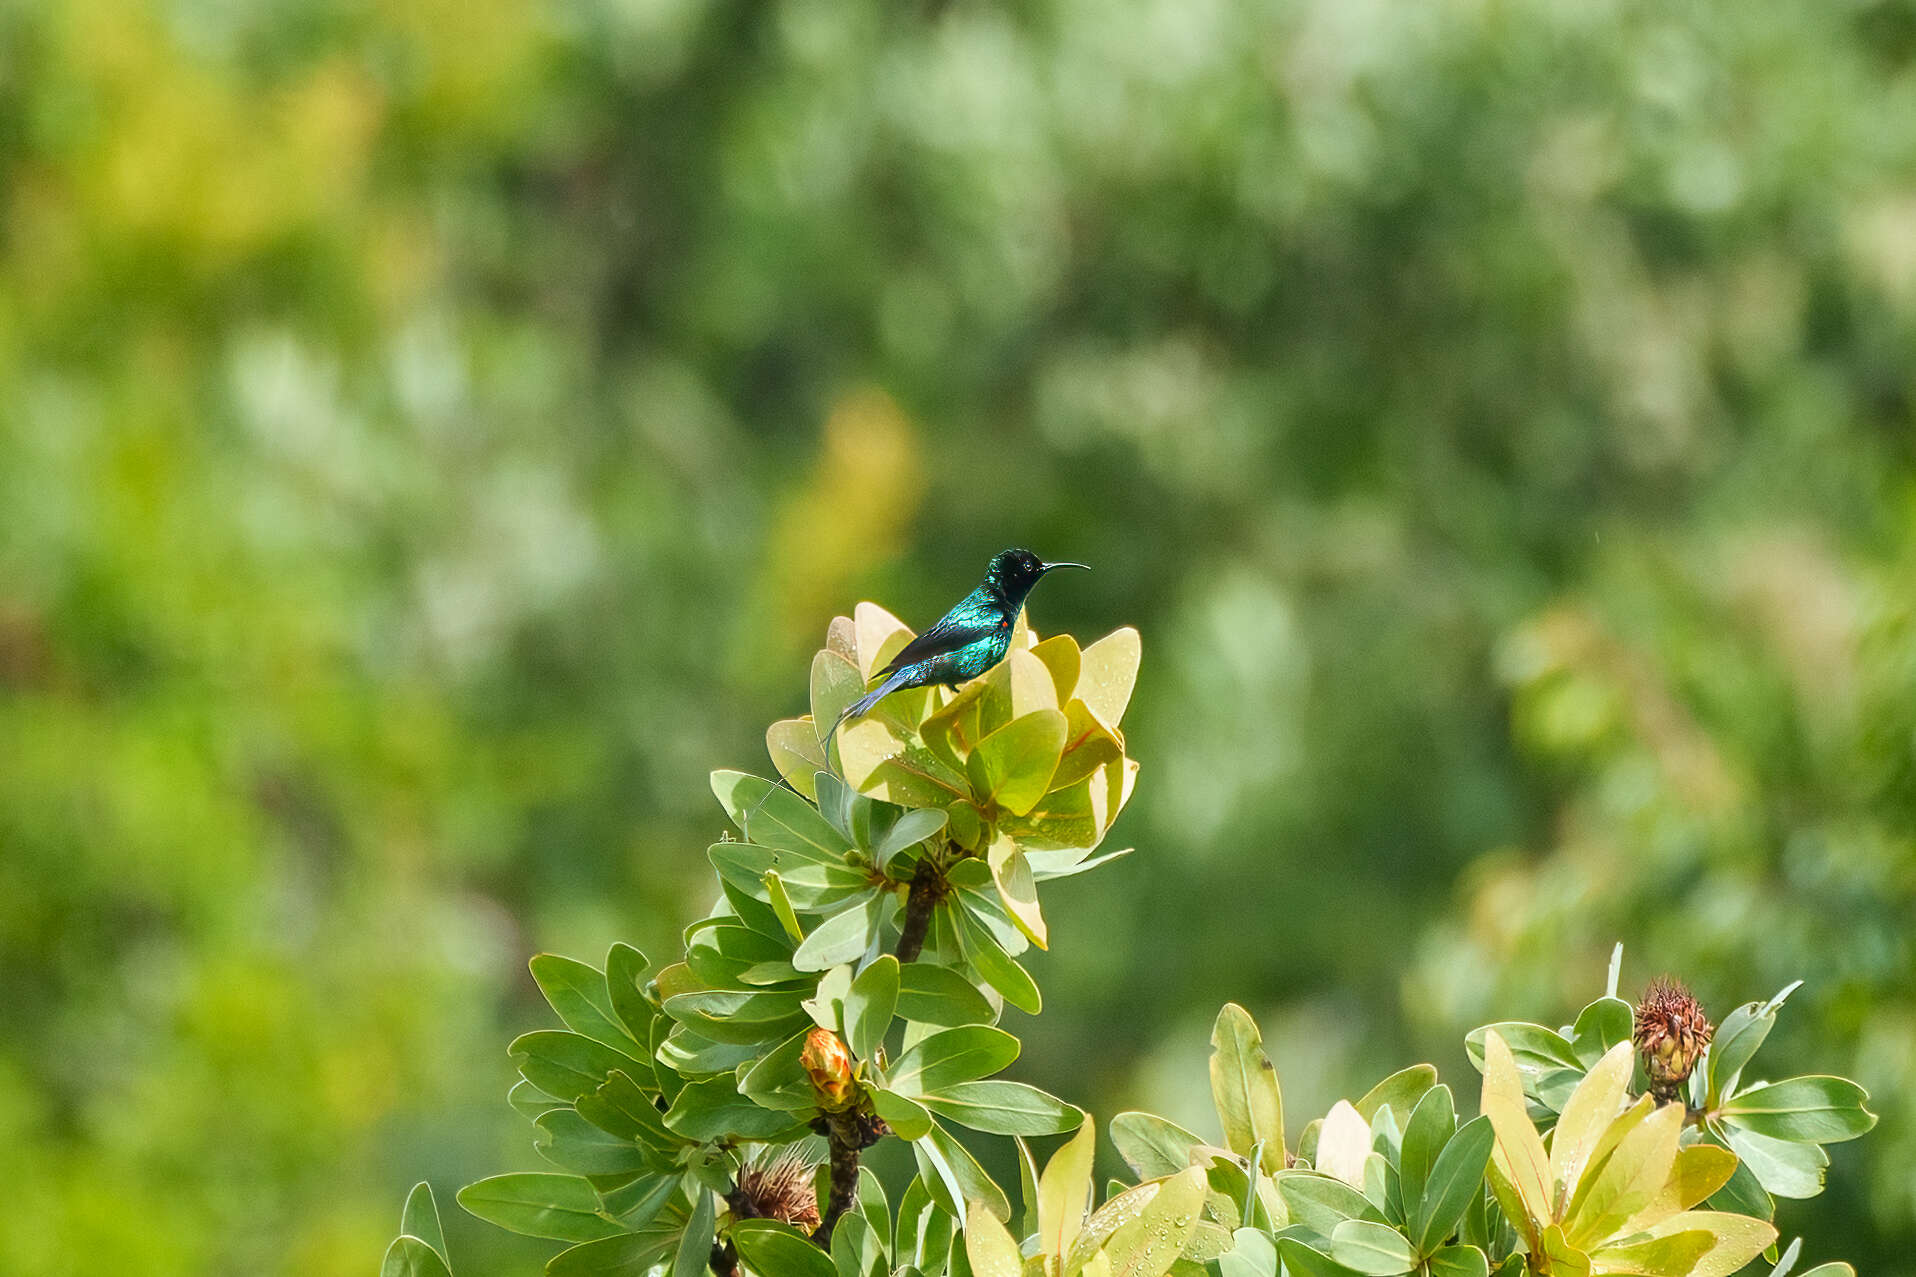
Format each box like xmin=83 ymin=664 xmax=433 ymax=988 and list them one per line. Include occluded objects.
xmin=384 ymin=606 xmax=1872 ymax=1277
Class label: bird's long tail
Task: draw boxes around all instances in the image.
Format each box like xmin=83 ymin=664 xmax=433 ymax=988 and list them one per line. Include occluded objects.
xmin=829 ymin=667 xmax=912 ymax=739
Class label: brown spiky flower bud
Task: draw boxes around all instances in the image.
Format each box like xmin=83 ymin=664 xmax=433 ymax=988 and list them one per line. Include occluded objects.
xmin=729 ymin=1151 xmax=821 ymax=1234
xmin=801 ymin=1026 xmax=856 ymax=1110
xmin=1635 ymin=976 xmax=1714 ymax=1104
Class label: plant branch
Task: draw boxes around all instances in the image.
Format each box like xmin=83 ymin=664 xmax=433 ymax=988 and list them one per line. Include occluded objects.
xmin=814 ymin=1110 xmax=866 ymax=1250
xmin=895 ymin=858 xmax=945 ymax=963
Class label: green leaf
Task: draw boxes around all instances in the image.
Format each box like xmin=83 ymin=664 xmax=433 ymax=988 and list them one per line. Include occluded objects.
xmin=872 ymin=1087 xmax=937 ymax=1140
xmin=794 ymin=894 xmax=883 ymax=972
xmin=1327 ymin=1220 xmax=1416 ymax=1275
xmin=897 ymin=962 xmax=996 ymax=1027
xmin=603 ymin=1173 xmax=679 ymax=1229
xmin=1208 ymin=1004 xmax=1285 ymax=1173
xmin=546 ymin=1227 xmax=682 ymax=1277
xmin=1110 ymin=1111 xmax=1203 ymax=1180
xmin=1465 ymin=1023 xmax=1581 ymax=1083
xmin=1273 ymin=1171 xmax=1382 ymax=1235
xmin=876 ymin=807 xmax=949 ymax=872
xmin=510 ymin=1031 xmax=647 ymax=1104
xmin=1569 ymin=998 xmax=1633 ymax=1070
xmin=952 ymin=905 xmax=1041 ymax=1013
xmin=576 ymin=1070 xmax=680 ymax=1163
xmin=661 ymin=987 xmax=809 ymax=1044
xmin=918 ymin=1079 xmax=1084 ymax=1136
xmin=888 ymin=1025 xmax=1020 ymax=1097
xmin=1721 ymin=1124 xmax=1830 ymax=1199
xmin=914 ymin=1120 xmax=1012 ymax=1223
xmin=806 ymin=964 xmax=854 ymax=1034
xmin=1425 ymin=1245 xmax=1489 ymax=1277
xmin=830 ymin=1210 xmax=879 ymax=1277
xmin=856 ymin=1166 xmax=891 ymax=1256
xmin=535 ymin=1108 xmax=655 ymax=1175
xmin=1707 ymin=1003 xmax=1776 ymax=1109
xmin=711 ymin=770 xmax=851 ymax=860
xmin=665 ymin=1075 xmax=809 ymax=1142
xmin=1354 ymin=1065 xmax=1439 ymax=1124
xmin=671 ymin=1188 xmax=716 ymax=1277
xmin=763 ymin=870 xmax=810 ymax=939
xmin=846 ymin=955 xmax=900 ymax=1063
xmin=1218 ymin=1229 xmax=1279 ymax=1277
xmin=457 ymin=1174 xmax=623 ymax=1242
xmin=509 ymin=1079 xmax=566 ymax=1123
xmin=968 ymin=709 xmax=1068 ymax=816
xmin=1415 ymin=1117 xmax=1494 ymax=1256
xmin=1396 ymin=1085 xmax=1455 ymax=1237
xmin=1721 ymin=1076 xmax=1877 ymax=1144
xmin=1013 ymin=1135 xmax=1041 ymax=1241
xmin=731 ymin=1218 xmax=840 ymax=1277
xmin=1796 ymin=1266 xmax=1859 ymax=1277
xmin=1276 ymin=1238 xmax=1365 ymax=1277
xmin=962 ymin=1202 xmax=1024 ymax=1277
xmin=381 ymin=1237 xmax=452 ymax=1277
xmin=604 ymin=944 xmax=658 ymax=1050
xmin=1702 ymin=1129 xmax=1774 ymax=1221
xmin=400 ymin=1182 xmax=449 ymax=1265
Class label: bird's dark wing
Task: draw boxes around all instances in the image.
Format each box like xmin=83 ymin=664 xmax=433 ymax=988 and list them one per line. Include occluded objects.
xmin=874 ymin=607 xmax=1004 ymax=678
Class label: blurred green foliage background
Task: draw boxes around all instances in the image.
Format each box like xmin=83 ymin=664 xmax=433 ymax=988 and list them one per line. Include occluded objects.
xmin=4 ymin=0 xmax=1915 ymax=1272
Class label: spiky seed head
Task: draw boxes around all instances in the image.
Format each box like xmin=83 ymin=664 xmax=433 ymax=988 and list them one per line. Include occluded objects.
xmin=733 ymin=1150 xmax=821 ymax=1233
xmin=1635 ymin=976 xmax=1714 ymax=1102
xmin=801 ymin=1026 xmax=856 ymax=1109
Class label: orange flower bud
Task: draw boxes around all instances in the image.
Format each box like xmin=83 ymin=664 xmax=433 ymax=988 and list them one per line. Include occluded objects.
xmin=801 ymin=1027 xmax=856 ymax=1109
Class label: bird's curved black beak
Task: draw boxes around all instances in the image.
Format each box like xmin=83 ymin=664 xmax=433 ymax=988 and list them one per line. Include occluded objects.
xmin=1040 ymin=561 xmax=1090 ymax=573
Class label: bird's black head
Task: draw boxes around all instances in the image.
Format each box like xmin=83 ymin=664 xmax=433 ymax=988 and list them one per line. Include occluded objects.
xmin=984 ymin=548 xmax=1087 ymax=603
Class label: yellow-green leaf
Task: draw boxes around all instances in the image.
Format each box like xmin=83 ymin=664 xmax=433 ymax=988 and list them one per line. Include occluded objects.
xmin=1029 ymin=633 xmax=1083 ymax=703
xmin=989 ymin=836 xmax=1048 ymax=949
xmin=1007 ymin=647 xmax=1059 ymax=718
xmin=1480 ymin=1031 xmax=1554 ymax=1230
xmin=1617 ymin=1144 xmax=1738 ymax=1236
xmin=1563 ymin=1103 xmax=1683 ymax=1251
xmin=1077 ymin=627 xmax=1141 ymax=729
xmin=1040 ymin=1119 xmax=1098 ymax=1261
xmin=970 ymin=709 xmax=1068 ymax=816
xmin=1208 ymin=1004 xmax=1286 ymax=1172
xmin=854 ymin=602 xmax=914 ymax=679
xmin=1598 ymin=1211 xmax=1776 ymax=1277
xmin=766 ymin=718 xmax=825 ymax=800
xmin=1542 ymin=1225 xmax=1592 ymax=1277
xmin=1550 ymin=1041 xmax=1634 ymax=1205
xmin=1102 ymin=1167 xmax=1207 ymax=1277
xmin=1315 ymin=1101 xmax=1371 ymax=1190
xmin=964 ymin=1200 xmax=1026 ymax=1277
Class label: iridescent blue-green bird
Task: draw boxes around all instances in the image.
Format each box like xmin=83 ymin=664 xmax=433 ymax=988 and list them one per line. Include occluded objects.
xmin=831 ymin=548 xmax=1087 ymax=735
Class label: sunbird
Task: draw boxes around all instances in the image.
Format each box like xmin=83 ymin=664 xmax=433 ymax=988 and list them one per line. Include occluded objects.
xmin=831 ymin=548 xmax=1088 ymax=735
